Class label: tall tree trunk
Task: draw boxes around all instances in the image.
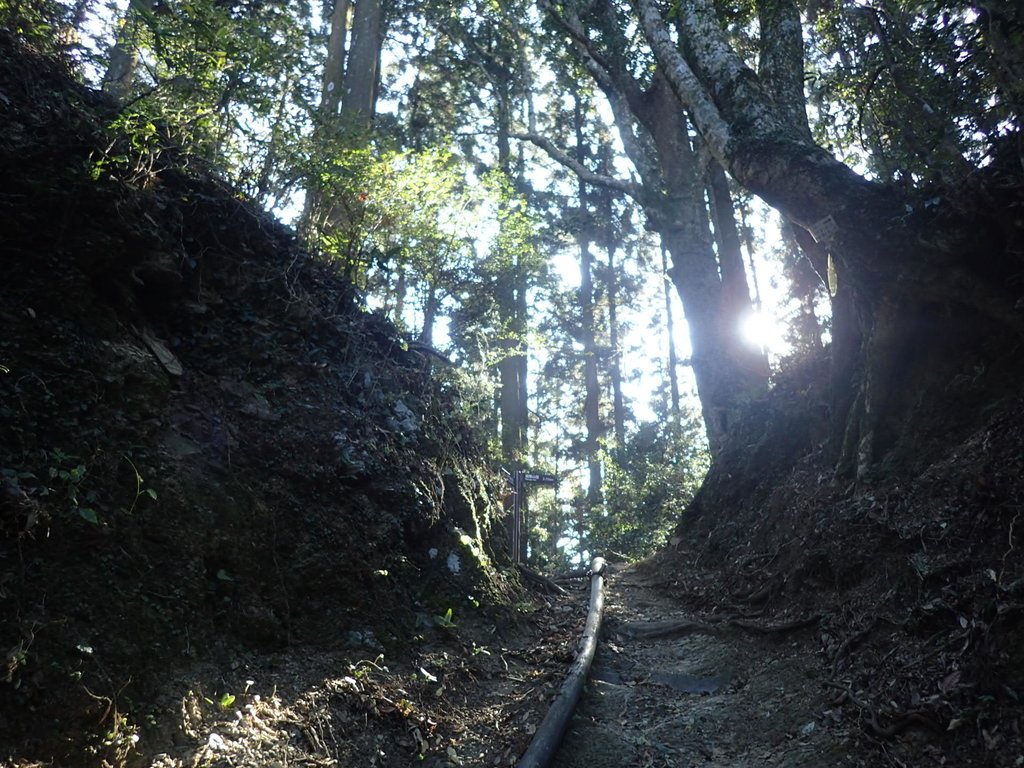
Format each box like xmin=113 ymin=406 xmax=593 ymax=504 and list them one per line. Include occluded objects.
xmin=535 ymin=0 xmax=768 ymax=453
xmin=58 ymin=0 xmax=93 ymax=49
xmin=494 ymin=81 xmax=530 ymax=467
xmin=419 ymin=281 xmax=438 ymax=346
xmin=303 ymin=0 xmax=382 ymax=238
xmin=661 ymin=242 xmax=682 ymax=420
xmin=590 ymin=156 xmax=628 ymax=451
xmin=319 ymin=0 xmax=351 ymax=116
xmin=636 ymin=0 xmax=1014 ymax=323
xmin=102 ymin=29 xmax=137 ymax=100
xmin=660 ymin=222 xmax=738 ymax=451
xmin=101 ymin=0 xmax=156 ymax=100
xmin=737 ymin=200 xmax=765 ymax=310
xmin=516 ymin=276 xmax=529 ymax=453
xmin=497 ymin=294 xmax=528 ymax=465
xmin=755 ymin=0 xmax=812 ymax=143
xmin=605 ymin=240 xmax=627 ymax=450
xmin=706 ymin=157 xmax=768 ymax=381
xmin=573 ymin=89 xmax=604 ymax=511
xmin=393 ymin=265 xmax=406 ymax=323
xmin=638 ymin=76 xmax=766 ymax=453
xmin=634 ymin=0 xmax=1024 ymax=476
xmin=300 ymin=0 xmax=348 ymax=233
xmin=342 ymin=0 xmax=382 ymax=127
xmin=706 ymin=159 xmax=758 ymax=326
xmin=779 ymin=224 xmax=825 ymax=354
xmin=255 ymin=75 xmax=294 ymax=205
xmin=579 ymin=233 xmax=604 ymax=510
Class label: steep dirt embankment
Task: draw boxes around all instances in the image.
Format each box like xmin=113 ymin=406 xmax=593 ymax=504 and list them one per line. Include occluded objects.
xmin=0 ymin=32 xmax=560 ymax=767
xmin=659 ymin=354 xmax=1024 ymax=765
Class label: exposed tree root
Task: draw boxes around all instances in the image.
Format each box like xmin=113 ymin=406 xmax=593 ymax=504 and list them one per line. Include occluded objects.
xmin=824 ymin=680 xmax=940 ymax=739
xmin=617 ymin=618 xmax=722 ymax=639
xmin=617 ymin=613 xmax=821 ymax=639
xmin=517 ymin=564 xmax=569 ymax=595
xmin=726 ymin=614 xmax=823 ymax=634
xmin=829 ymin=617 xmax=879 ymax=678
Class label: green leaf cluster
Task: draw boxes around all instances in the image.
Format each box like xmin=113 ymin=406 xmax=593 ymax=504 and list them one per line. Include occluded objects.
xmin=806 ymin=0 xmax=1018 ymax=184
xmin=596 ymin=416 xmax=710 ymax=561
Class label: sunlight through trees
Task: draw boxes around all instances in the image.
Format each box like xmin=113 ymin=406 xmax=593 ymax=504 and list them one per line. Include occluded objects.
xmin=14 ymin=0 xmax=1023 ymax=564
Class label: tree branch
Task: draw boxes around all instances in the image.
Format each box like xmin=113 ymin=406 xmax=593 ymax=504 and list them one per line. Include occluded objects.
xmin=756 ymin=0 xmax=814 ymax=141
xmin=538 ymin=0 xmax=663 ymax=186
xmin=537 ymin=0 xmax=618 ymax=86
xmin=511 ymin=131 xmax=643 ymax=200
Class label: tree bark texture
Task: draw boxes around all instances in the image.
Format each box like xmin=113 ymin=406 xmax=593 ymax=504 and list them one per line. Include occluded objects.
xmin=342 ymin=0 xmax=383 ymax=127
xmin=579 ymin=234 xmax=604 ymax=510
xmin=755 ymin=0 xmax=812 ymax=143
xmin=419 ymin=281 xmax=438 ymax=346
xmin=706 ymin=159 xmax=764 ymax=356
xmin=634 ymin=0 xmax=1020 ymax=327
xmin=496 ymin=91 xmax=530 ymax=467
xmin=574 ymin=92 xmax=605 ymax=510
xmin=497 ymin=268 xmax=529 ymax=465
xmin=635 ymin=76 xmax=766 ymax=452
xmin=302 ymin=0 xmax=383 ymax=240
xmin=604 ymin=239 xmax=627 ymax=451
xmin=101 ymin=0 xmax=158 ymax=100
xmin=661 ymin=242 xmax=682 ymax=420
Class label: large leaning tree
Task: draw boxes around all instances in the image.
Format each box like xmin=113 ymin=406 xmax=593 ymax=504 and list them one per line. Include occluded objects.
xmin=522 ymin=0 xmax=769 ymax=457
xmin=541 ymin=0 xmax=1023 ymax=479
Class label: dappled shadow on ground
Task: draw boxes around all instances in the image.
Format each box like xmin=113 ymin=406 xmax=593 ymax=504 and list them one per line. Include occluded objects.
xmin=133 ymin=590 xmax=586 ymax=767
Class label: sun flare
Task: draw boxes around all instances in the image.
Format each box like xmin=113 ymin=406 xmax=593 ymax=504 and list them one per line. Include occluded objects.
xmin=741 ymin=312 xmax=790 ymax=356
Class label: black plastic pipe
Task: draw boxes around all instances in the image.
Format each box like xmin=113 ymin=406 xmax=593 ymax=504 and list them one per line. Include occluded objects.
xmin=516 ymin=557 xmax=606 ymax=768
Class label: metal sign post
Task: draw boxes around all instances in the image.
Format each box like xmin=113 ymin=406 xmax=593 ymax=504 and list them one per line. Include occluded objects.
xmin=511 ymin=470 xmax=522 ymax=564
xmin=508 ymin=469 xmax=558 ymax=564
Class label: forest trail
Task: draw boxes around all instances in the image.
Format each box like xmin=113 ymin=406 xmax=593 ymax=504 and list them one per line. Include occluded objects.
xmin=553 ymin=564 xmax=880 ymax=768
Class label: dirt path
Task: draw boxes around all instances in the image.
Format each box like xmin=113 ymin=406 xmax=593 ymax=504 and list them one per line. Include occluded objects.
xmin=553 ymin=564 xmax=885 ymax=768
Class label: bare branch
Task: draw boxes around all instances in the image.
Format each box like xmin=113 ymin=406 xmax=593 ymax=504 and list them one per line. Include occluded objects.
xmin=538 ymin=0 xmax=663 ymax=185
xmin=511 ymin=131 xmax=644 ymax=200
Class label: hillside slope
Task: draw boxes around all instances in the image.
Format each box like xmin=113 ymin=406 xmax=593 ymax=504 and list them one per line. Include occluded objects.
xmin=659 ymin=351 xmax=1024 ymax=764
xmin=0 ymin=31 xmax=556 ymax=767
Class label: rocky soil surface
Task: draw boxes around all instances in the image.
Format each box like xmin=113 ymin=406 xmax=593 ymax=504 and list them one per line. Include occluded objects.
xmin=557 ymin=564 xmax=871 ymax=767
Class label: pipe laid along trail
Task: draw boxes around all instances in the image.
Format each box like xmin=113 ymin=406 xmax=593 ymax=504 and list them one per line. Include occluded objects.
xmin=517 ymin=560 xmax=882 ymax=768
xmin=516 ymin=557 xmax=606 ymax=768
